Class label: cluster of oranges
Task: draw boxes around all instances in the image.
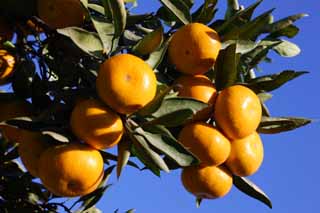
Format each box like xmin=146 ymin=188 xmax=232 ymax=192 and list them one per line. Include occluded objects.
xmin=168 ymin=23 xmax=264 ymax=199
xmin=0 ymin=0 xmax=265 ymax=201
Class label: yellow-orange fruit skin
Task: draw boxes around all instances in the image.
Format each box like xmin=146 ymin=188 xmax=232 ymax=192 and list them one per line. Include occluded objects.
xmin=178 ymin=122 xmax=231 ymax=166
xmin=168 ymin=23 xmax=221 ymax=75
xmin=214 ymin=85 xmax=262 ymax=140
xmin=175 ymin=75 xmax=217 ymax=120
xmin=37 ymin=0 xmax=85 ymax=29
xmin=181 ymin=164 xmax=233 ymax=199
xmin=226 ymin=132 xmax=264 ymax=177
xmin=96 ymin=54 xmax=157 ymax=114
xmin=70 ymin=99 xmax=124 ymax=150
xmin=38 ymin=143 xmax=104 ymax=197
xmin=0 ymin=50 xmax=16 ymax=85
xmin=18 ymin=131 xmax=51 ymax=177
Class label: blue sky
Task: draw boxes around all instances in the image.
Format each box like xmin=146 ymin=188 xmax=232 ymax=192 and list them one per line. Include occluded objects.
xmin=95 ymin=1 xmax=320 ymax=213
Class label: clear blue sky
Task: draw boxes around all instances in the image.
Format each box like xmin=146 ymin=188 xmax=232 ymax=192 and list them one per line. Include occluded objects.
xmin=95 ymin=1 xmax=320 ymax=213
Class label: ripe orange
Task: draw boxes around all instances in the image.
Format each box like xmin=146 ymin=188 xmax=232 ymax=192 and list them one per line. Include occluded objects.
xmin=175 ymin=75 xmax=217 ymax=120
xmin=70 ymin=99 xmax=124 ymax=150
xmin=37 ymin=0 xmax=85 ymax=29
xmin=226 ymin=131 xmax=264 ymax=177
xmin=0 ymin=99 xmax=33 ymax=142
xmin=178 ymin=122 xmax=230 ymax=166
xmin=96 ymin=54 xmax=157 ymax=114
xmin=181 ymin=164 xmax=233 ymax=199
xmin=0 ymin=50 xmax=15 ymax=85
xmin=18 ymin=131 xmax=51 ymax=177
xmin=38 ymin=143 xmax=104 ymax=197
xmin=214 ymin=85 xmax=262 ymax=140
xmin=0 ymin=18 xmax=13 ymax=41
xmin=168 ymin=23 xmax=221 ymax=75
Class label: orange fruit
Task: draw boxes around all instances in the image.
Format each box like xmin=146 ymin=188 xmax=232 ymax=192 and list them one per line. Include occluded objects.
xmin=18 ymin=131 xmax=51 ymax=177
xmin=38 ymin=143 xmax=104 ymax=197
xmin=70 ymin=99 xmax=124 ymax=150
xmin=96 ymin=54 xmax=157 ymax=114
xmin=168 ymin=23 xmax=221 ymax=75
xmin=0 ymin=49 xmax=15 ymax=85
xmin=226 ymin=131 xmax=264 ymax=177
xmin=0 ymin=18 xmax=13 ymax=41
xmin=214 ymin=85 xmax=262 ymax=140
xmin=175 ymin=75 xmax=217 ymax=120
xmin=0 ymin=99 xmax=33 ymax=142
xmin=181 ymin=164 xmax=232 ymax=199
xmin=178 ymin=122 xmax=230 ymax=166
xmin=37 ymin=0 xmax=85 ymax=29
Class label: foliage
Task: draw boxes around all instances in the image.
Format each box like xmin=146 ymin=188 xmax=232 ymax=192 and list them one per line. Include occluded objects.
xmin=0 ymin=0 xmax=310 ymax=212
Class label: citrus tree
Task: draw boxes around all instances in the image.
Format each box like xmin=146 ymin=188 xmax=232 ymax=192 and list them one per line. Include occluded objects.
xmin=0 ymin=0 xmax=311 ymax=212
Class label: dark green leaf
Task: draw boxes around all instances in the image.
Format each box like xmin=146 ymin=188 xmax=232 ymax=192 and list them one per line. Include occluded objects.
xmin=267 ymin=25 xmax=300 ymax=39
xmin=158 ymin=0 xmax=191 ymax=25
xmin=137 ymin=85 xmax=172 ymax=117
xmin=131 ymin=133 xmax=170 ymax=172
xmin=42 ymin=131 xmax=70 ymax=143
xmin=116 ymin=139 xmax=131 ymax=179
xmin=135 ymin=128 xmax=199 ymax=167
xmin=222 ymin=40 xmax=257 ymax=54
xmin=152 ymin=97 xmax=208 ymax=118
xmin=193 ymin=0 xmax=218 ymax=24
xmin=90 ymin=15 xmax=115 ymax=54
xmin=57 ymin=27 xmax=103 ymax=58
xmin=145 ymin=38 xmax=170 ymax=70
xmin=215 ymin=43 xmax=239 ymax=90
xmin=258 ymin=116 xmax=312 ymax=134
xmin=107 ymin=0 xmax=127 ymax=38
xmin=100 ymin=151 xmax=140 ymax=169
xmin=225 ymin=0 xmax=240 ymax=19
xmin=144 ymin=109 xmax=194 ymax=127
xmin=133 ymin=27 xmax=164 ymax=55
xmin=264 ymin=13 xmax=308 ymax=33
xmin=233 ymin=175 xmax=272 ymax=209
xmin=196 ymin=197 xmax=203 ymax=208
xmin=223 ymin=9 xmax=274 ymax=41
xmin=81 ymin=185 xmax=112 ymax=211
xmin=215 ymin=0 xmax=263 ymax=34
xmin=247 ymin=70 xmax=308 ymax=92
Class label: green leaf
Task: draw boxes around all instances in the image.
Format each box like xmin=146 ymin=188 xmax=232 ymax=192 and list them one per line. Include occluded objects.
xmin=258 ymin=116 xmax=312 ymax=134
xmin=41 ymin=131 xmax=70 ymax=143
xmin=158 ymin=0 xmax=191 ymax=25
xmin=222 ymin=40 xmax=257 ymax=54
xmin=153 ymin=97 xmax=208 ymax=118
xmin=88 ymin=3 xmax=105 ymax=14
xmin=247 ymin=70 xmax=308 ymax=92
xmin=137 ymin=85 xmax=172 ymax=116
xmin=257 ymin=93 xmax=273 ymax=103
xmin=264 ymin=13 xmax=308 ymax=33
xmin=144 ymin=109 xmax=194 ymax=127
xmin=193 ymin=0 xmax=218 ymax=24
xmin=267 ymin=25 xmax=300 ymax=39
xmin=272 ymin=40 xmax=301 ymax=57
xmin=107 ymin=0 xmax=127 ymax=38
xmin=100 ymin=151 xmax=140 ymax=169
xmin=196 ymin=197 xmax=203 ymax=208
xmin=223 ymin=9 xmax=274 ymax=41
xmin=215 ymin=43 xmax=239 ymax=90
xmin=225 ymin=0 xmax=240 ymax=19
xmin=133 ymin=27 xmax=164 ymax=55
xmin=145 ymin=38 xmax=170 ymax=70
xmin=233 ymin=175 xmax=272 ymax=209
xmin=216 ymin=0 xmax=263 ymax=34
xmin=77 ymin=166 xmax=115 ymax=211
xmin=135 ymin=128 xmax=199 ymax=167
xmin=90 ymin=15 xmax=115 ymax=54
xmin=133 ymin=133 xmax=170 ymax=173
xmin=116 ymin=139 xmax=131 ymax=179
xmin=57 ymin=27 xmax=103 ymax=58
